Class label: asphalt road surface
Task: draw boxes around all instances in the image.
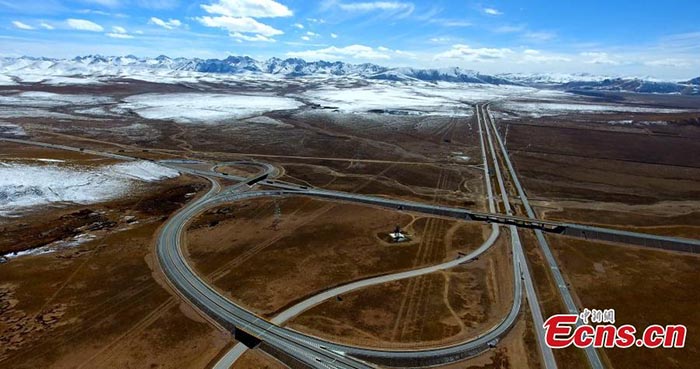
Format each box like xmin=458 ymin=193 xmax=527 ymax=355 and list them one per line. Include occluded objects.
xmin=484 ymin=105 xmax=604 ymax=369
xmin=479 ymin=104 xmax=557 ymax=369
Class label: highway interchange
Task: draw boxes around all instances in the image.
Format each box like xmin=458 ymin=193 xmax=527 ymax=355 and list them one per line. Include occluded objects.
xmin=3 ymin=104 xmax=700 ymax=369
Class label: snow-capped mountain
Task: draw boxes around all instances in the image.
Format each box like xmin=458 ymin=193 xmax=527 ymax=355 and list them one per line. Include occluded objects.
xmin=495 ymin=72 xmax=611 ymax=85
xmin=560 ymin=78 xmax=698 ymax=94
xmin=0 ymin=55 xmax=390 ymax=79
xmin=496 ymin=73 xmax=699 ymax=95
xmin=0 ymin=55 xmax=698 ymax=95
xmin=370 ymin=67 xmax=512 ymax=84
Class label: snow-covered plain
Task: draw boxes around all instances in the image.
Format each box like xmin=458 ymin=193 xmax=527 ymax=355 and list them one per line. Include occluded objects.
xmin=0 ymin=70 xmax=692 ymax=123
xmin=0 ymin=161 xmax=179 ymax=216
xmin=0 ymin=91 xmax=113 ymax=107
xmin=302 ymin=84 xmax=469 ymax=115
xmin=0 ymin=107 xmax=80 ymax=120
xmin=498 ymin=101 xmax=689 ymax=117
xmin=120 ymin=93 xmax=303 ymax=123
xmin=0 ymin=91 xmax=113 ymax=119
xmin=300 ymin=81 xmax=567 ymax=116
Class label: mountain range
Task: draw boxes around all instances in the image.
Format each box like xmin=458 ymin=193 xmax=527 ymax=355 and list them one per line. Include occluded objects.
xmin=1 ymin=55 xmax=698 ymax=95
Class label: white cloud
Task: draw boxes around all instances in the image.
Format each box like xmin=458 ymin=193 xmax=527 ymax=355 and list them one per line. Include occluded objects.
xmin=493 ymin=24 xmax=526 ymax=33
xmin=337 ymin=1 xmax=412 ymax=11
xmin=287 ymin=44 xmax=394 ymax=61
xmin=106 ymin=25 xmax=134 ymax=38
xmin=523 ymin=31 xmax=556 ymax=42
xmin=521 ymin=49 xmax=571 ymax=63
xmin=198 ymin=0 xmax=290 ymax=41
xmin=434 ymin=46 xmax=572 ymax=65
xmin=483 ymin=7 xmax=502 ymax=16
xmin=301 ymin=31 xmax=320 ymax=41
xmin=431 ymin=19 xmax=472 ymax=27
xmin=394 ymin=49 xmax=417 ymax=58
xmin=434 ymin=44 xmax=514 ymax=62
xmin=334 ymin=1 xmax=414 ymax=16
xmin=231 ymin=32 xmax=274 ymax=42
xmin=67 ymin=19 xmax=104 ymax=32
xmin=77 ymin=9 xmax=110 ymax=16
xmin=581 ymin=52 xmax=620 ymax=65
xmin=107 ymin=32 xmax=134 ymax=39
xmin=200 ymin=0 xmax=292 ymax=18
xmin=197 ymin=16 xmax=283 ymax=37
xmin=491 ymin=25 xmax=555 ymax=42
xmin=149 ymin=17 xmax=182 ymax=29
xmin=293 ymin=23 xmax=304 ymax=29
xmin=330 ymin=33 xmax=338 ymax=38
xmin=644 ymin=58 xmax=691 ymax=68
xmin=40 ymin=22 xmax=54 ymax=30
xmin=429 ymin=37 xmax=451 ymax=43
xmin=12 ymin=21 xmax=34 ymax=30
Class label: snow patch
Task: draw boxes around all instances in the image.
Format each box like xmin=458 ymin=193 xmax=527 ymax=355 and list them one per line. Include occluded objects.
xmin=608 ymin=120 xmax=668 ymax=126
xmin=499 ymin=101 xmax=689 ymax=117
xmin=452 ymin=152 xmax=471 ymax=162
xmin=0 ymin=107 xmax=80 ymax=119
xmin=2 ymin=233 xmax=96 ymax=261
xmin=301 ymin=81 xmax=567 ymax=116
xmin=243 ymin=115 xmax=293 ymax=127
xmin=35 ymin=158 xmax=66 ymax=163
xmin=0 ymin=91 xmax=113 ymax=107
xmin=120 ymin=93 xmax=303 ymax=123
xmin=0 ymin=161 xmax=179 ymax=216
xmin=75 ymin=107 xmax=120 ymax=117
xmin=109 ymin=161 xmax=181 ymax=181
xmin=302 ymin=84 xmax=471 ymax=115
xmin=0 ymin=122 xmax=26 ymax=137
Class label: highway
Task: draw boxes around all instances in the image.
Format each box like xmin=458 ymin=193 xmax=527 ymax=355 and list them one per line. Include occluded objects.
xmin=4 ymin=137 xmax=698 ymax=252
xmin=5 ymin=115 xmax=700 ymax=369
xmin=0 ymin=137 xmax=136 ymax=161
xmin=483 ymin=105 xmax=604 ymax=369
xmin=166 ymin=105 xmax=527 ymax=368
xmin=214 ymin=103 xmax=505 ymax=369
xmin=479 ymin=104 xmax=557 ymax=369
xmin=275 ymin=188 xmax=700 ymax=252
xmin=202 ymin=103 xmax=552 ymax=368
xmin=97 ymin=125 xmax=700 ymax=369
xmin=156 ymin=183 xmax=376 ymax=369
xmin=160 ymin=105 xmax=545 ymax=368
xmin=157 ymin=155 xmax=517 ymax=368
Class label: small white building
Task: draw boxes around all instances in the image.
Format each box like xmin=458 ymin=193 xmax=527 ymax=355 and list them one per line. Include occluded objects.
xmin=389 ymin=230 xmax=409 ymax=243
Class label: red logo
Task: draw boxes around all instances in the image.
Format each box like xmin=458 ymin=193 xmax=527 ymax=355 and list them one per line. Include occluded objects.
xmin=543 ymin=310 xmax=686 ymax=349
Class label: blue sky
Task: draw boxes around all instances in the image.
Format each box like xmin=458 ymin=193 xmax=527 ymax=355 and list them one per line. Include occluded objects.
xmin=1 ymin=0 xmax=699 ymax=79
